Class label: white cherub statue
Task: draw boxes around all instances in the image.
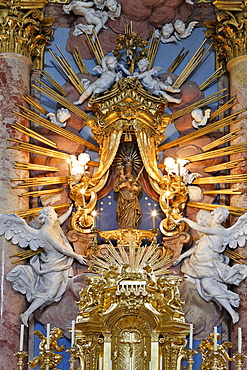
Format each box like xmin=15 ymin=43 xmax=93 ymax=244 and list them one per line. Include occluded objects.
xmin=3 ymin=206 xmax=87 ymax=326
xmin=73 ymin=55 xmax=119 ymax=105
xmin=156 ymin=23 xmax=177 ymax=44
xmin=173 ymin=207 xmax=247 ymax=323
xmin=174 ymin=19 xmax=198 ymax=40
xmin=63 ymin=0 xmax=108 ymax=36
xmin=191 ymin=108 xmax=211 ymax=129
xmin=131 ymin=58 xmax=181 ymax=104
xmin=46 ymin=107 xmax=71 ymax=128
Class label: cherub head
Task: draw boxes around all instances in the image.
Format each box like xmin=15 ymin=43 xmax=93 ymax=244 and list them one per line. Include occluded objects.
xmin=105 ymin=55 xmax=118 ymax=71
xmin=174 ymin=19 xmax=186 ymax=34
xmin=138 ymin=58 xmax=149 ymax=72
xmin=191 ymin=108 xmax=204 ymax=123
xmin=38 ymin=206 xmax=58 ymax=224
xmin=106 ymin=0 xmax=118 ymax=12
xmin=56 ymin=108 xmax=71 ymax=123
xmin=161 ymin=23 xmax=174 ymax=38
xmin=211 ymin=207 xmax=229 ymax=224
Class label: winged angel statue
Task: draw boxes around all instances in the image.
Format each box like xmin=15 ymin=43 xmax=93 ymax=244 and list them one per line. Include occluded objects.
xmin=174 ymin=207 xmax=247 ymax=323
xmin=1 ymin=207 xmax=87 ymax=326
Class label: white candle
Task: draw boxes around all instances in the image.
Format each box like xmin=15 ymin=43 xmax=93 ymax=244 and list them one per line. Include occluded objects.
xmin=149 ymin=361 xmax=152 ymax=370
xmin=238 ymin=327 xmax=242 ymax=353
xmin=152 ymin=210 xmax=157 ymax=229
xmin=47 ymin=323 xmax=50 ymax=350
xmin=92 ymin=210 xmax=97 ymax=228
xmin=189 ymin=324 xmax=193 ymax=349
xmin=19 ymin=324 xmax=24 ymax=351
xmin=71 ymin=320 xmax=75 ymax=348
xmin=160 ymin=356 xmax=163 ymax=370
xmin=213 ymin=326 xmax=217 ymax=352
xmin=99 ymin=357 xmax=103 ymax=370
xmin=110 ymin=360 xmax=112 ymax=370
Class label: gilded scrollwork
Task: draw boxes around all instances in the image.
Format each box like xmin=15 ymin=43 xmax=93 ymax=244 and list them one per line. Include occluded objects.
xmin=205 ymin=1 xmax=247 ymax=67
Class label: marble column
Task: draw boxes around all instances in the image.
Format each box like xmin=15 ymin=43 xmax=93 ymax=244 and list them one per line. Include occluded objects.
xmin=0 ymin=52 xmax=31 ymax=369
xmin=227 ymin=55 xmax=247 ymax=368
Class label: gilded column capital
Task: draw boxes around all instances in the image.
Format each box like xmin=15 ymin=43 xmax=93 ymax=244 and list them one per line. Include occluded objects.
xmin=205 ymin=0 xmax=247 ymax=68
xmin=0 ymin=0 xmax=55 ymax=69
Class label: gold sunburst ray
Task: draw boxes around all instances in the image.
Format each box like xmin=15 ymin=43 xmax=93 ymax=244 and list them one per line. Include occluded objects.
xmin=201 ymin=128 xmax=242 ymax=152
xmin=160 ymin=110 xmax=246 ymax=151
xmin=204 ymin=159 xmax=245 ymax=173
xmin=167 ymin=47 xmax=189 ymax=73
xmin=187 ymin=202 xmax=247 ymax=216
xmin=41 ymin=70 xmax=68 ymax=96
xmin=169 ymin=88 xmax=228 ymax=121
xmin=70 ymin=45 xmax=88 ymax=75
xmin=186 ymin=142 xmax=247 ymax=162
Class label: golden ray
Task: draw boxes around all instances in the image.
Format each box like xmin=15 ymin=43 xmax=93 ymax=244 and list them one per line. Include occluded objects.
xmin=12 ymin=121 xmax=57 ymax=148
xmin=14 ymin=162 xmax=59 ymax=172
xmin=209 ymin=96 xmax=237 ymax=121
xmin=161 ymin=109 xmax=246 ymax=151
xmin=31 ymin=81 xmax=91 ymax=122
xmin=203 ymin=189 xmax=242 ymax=195
xmin=13 ymin=105 xmax=99 ymax=152
xmin=187 ymin=202 xmax=247 ymax=216
xmin=173 ymin=39 xmax=210 ymax=89
xmin=20 ymin=93 xmax=48 ymax=115
xmin=193 ymin=173 xmax=247 ymax=184
xmin=11 ymin=203 xmax=72 ymax=218
xmin=170 ymin=88 xmax=228 ymax=121
xmin=199 ymin=67 xmax=225 ymax=91
xmin=202 ymin=128 xmax=242 ymax=152
xmin=167 ymin=47 xmax=189 ymax=73
xmin=70 ymin=45 xmax=88 ymax=74
xmin=204 ymin=159 xmax=245 ymax=173
xmin=41 ymin=70 xmax=68 ymax=96
xmin=49 ymin=46 xmax=85 ymax=94
xmin=12 ymin=176 xmax=72 ymax=188
xmin=20 ymin=188 xmax=64 ymax=197
xmin=185 ymin=142 xmax=247 ymax=162
xmin=8 ymin=139 xmax=70 ymax=159
xmin=148 ymin=28 xmax=161 ymax=69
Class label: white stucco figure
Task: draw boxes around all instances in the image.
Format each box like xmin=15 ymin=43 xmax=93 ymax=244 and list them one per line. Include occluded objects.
xmin=131 ymin=58 xmax=181 ymax=104
xmin=191 ymin=108 xmax=211 ymax=129
xmin=46 ymin=107 xmax=71 ymax=128
xmin=174 ymin=19 xmax=198 ymax=40
xmin=70 ymin=152 xmax=91 ymax=183
xmin=73 ymin=55 xmax=119 ymax=105
xmin=63 ymin=0 xmax=108 ymax=36
xmin=4 ymin=206 xmax=87 ymax=326
xmin=157 ymin=23 xmax=177 ymax=44
xmin=106 ymin=0 xmax=121 ymax=20
xmin=174 ymin=207 xmax=247 ymax=323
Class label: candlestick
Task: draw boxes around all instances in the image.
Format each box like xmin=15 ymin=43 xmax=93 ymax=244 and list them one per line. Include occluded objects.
xmin=47 ymin=323 xmax=50 ymax=350
xmin=71 ymin=320 xmax=75 ymax=348
xmin=19 ymin=324 xmax=24 ymax=352
xmin=177 ymin=158 xmax=181 ymax=176
xmin=189 ymin=324 xmax=193 ymax=349
xmin=213 ymin=327 xmax=217 ymax=353
xmin=80 ymin=188 xmax=86 ymax=208
xmin=238 ymin=327 xmax=242 ymax=354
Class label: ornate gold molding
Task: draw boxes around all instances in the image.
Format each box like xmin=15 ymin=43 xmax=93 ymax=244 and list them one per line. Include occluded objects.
xmin=0 ymin=1 xmax=55 ymax=69
xmin=205 ymin=1 xmax=247 ymax=68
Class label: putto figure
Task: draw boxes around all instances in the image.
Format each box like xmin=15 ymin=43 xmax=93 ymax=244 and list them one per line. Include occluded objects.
xmin=130 ymin=58 xmax=181 ymax=104
xmin=73 ymin=55 xmax=120 ymax=105
xmin=4 ymin=207 xmax=87 ymax=326
xmin=174 ymin=207 xmax=247 ymax=323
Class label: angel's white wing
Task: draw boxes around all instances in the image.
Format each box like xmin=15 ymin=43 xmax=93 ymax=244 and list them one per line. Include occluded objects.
xmin=0 ymin=213 xmax=45 ymax=251
xmin=223 ymin=213 xmax=247 ymax=249
xmin=179 ymin=21 xmax=198 ymax=39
